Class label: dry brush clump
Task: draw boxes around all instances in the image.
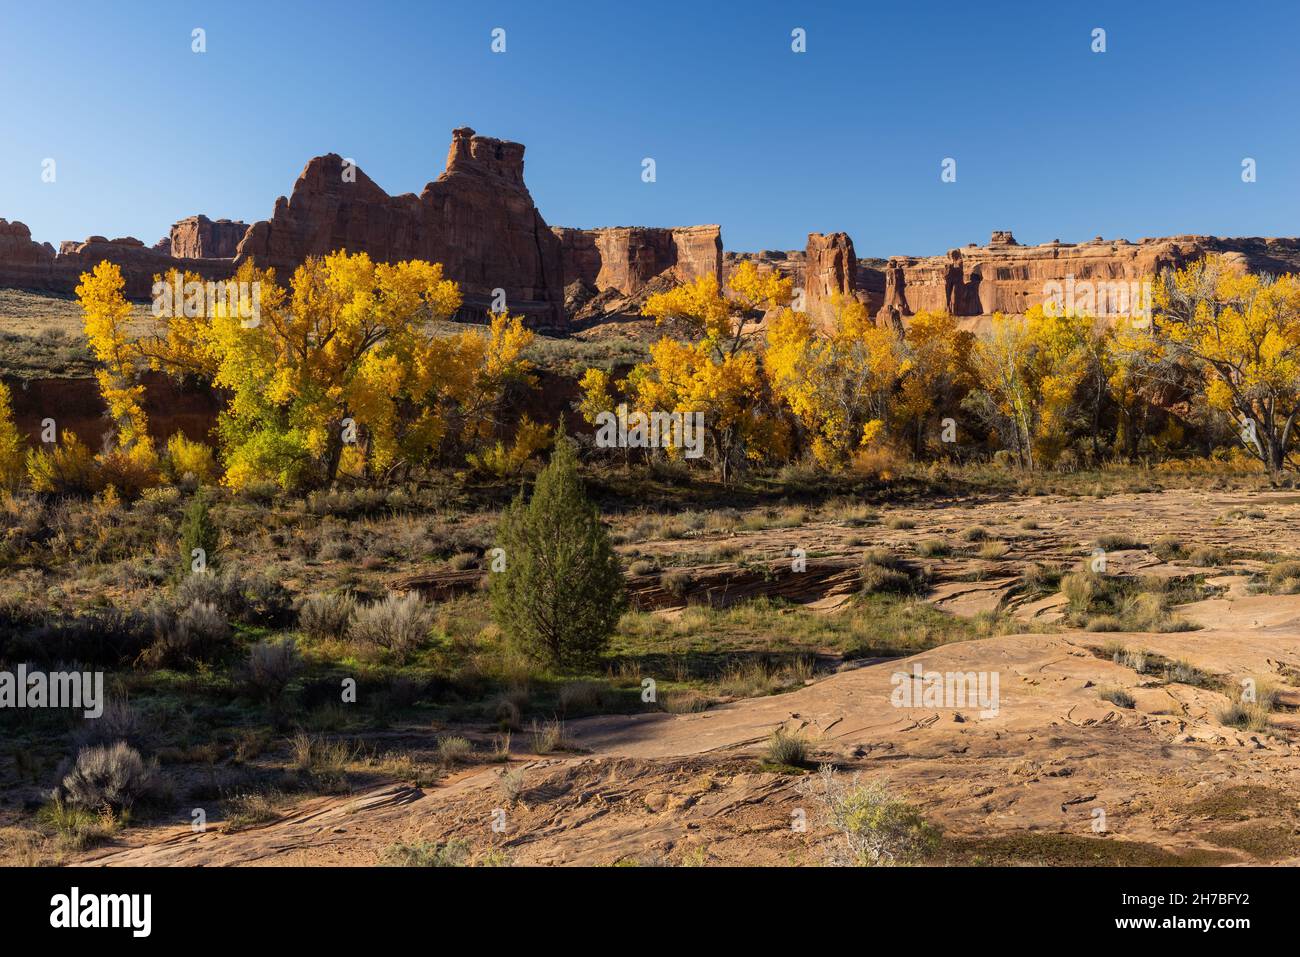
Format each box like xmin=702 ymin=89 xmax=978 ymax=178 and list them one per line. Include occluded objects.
xmin=52 ymin=742 xmax=165 ymax=812
xmin=242 ymin=637 xmax=303 ymax=702
xmin=799 ymin=765 xmax=941 ymax=866
xmin=348 ymin=592 xmax=436 ymax=661
xmin=297 ymin=591 xmax=358 ymax=642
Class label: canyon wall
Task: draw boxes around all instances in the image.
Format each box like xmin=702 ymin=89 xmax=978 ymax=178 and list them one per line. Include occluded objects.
xmin=552 ymin=225 xmax=722 ymax=296
xmin=0 ymin=220 xmax=232 ymax=299
xmin=875 ymin=231 xmax=1300 ymax=326
xmin=168 ymin=215 xmax=249 ymax=259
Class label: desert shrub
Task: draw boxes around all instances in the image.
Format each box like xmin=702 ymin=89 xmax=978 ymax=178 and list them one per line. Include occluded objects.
xmin=1187 ymin=545 xmax=1225 ymax=567
xmin=27 ymin=431 xmax=96 ymax=495
xmin=436 ymin=735 xmax=474 ymax=765
xmin=660 ymin=690 xmax=711 ymax=713
xmin=490 ymin=434 xmax=626 ymax=670
xmin=72 ymin=699 xmax=150 ymax=750
xmin=915 ymin=539 xmax=951 ymax=558
xmin=885 ymin=516 xmax=916 ymax=530
xmin=1018 ymin=518 xmax=1039 ymax=530
xmin=628 ymin=558 xmax=657 ymax=577
xmin=800 ymin=766 xmax=941 ymax=866
xmin=497 ymin=768 xmax=527 ymax=804
xmin=977 ymin=541 xmax=1009 ymax=560
xmin=529 ymin=718 xmax=571 ymax=754
xmin=1163 ymin=659 xmax=1206 ymax=686
xmin=381 ymin=839 xmax=470 ymax=867
xmin=53 ymin=742 xmax=163 ymax=811
xmin=235 ymin=572 xmax=294 ymax=627
xmin=349 ymin=592 xmax=436 ymax=662
xmin=1060 ymin=571 xmax=1103 ymax=612
xmin=1219 ymin=681 xmax=1277 ymax=732
xmin=660 ymin=569 xmax=692 ymax=599
xmin=178 ymin=490 xmax=220 ymax=576
xmin=1020 ymin=561 xmax=1062 ymax=594
xmin=491 ymin=688 xmax=528 ymax=730
xmin=1096 ymin=533 xmax=1142 ymax=551
xmin=1152 ymin=536 xmax=1184 ymax=561
xmin=243 ymin=637 xmax=303 ymax=702
xmin=1118 ymin=649 xmax=1149 ymax=673
xmin=1085 ymin=615 xmax=1123 ymax=632
xmin=962 ymin=525 xmax=989 ymax=542
xmin=860 ymin=562 xmax=914 ymax=595
xmin=144 ymin=599 xmax=230 ymax=667
xmin=1266 ymin=560 xmax=1300 ymax=594
xmin=558 ymin=680 xmax=613 ymax=715
xmin=1099 ymin=687 xmax=1135 ymax=708
xmin=163 ymin=433 xmax=217 ymax=486
xmin=763 ymin=728 xmax=809 ymax=768
xmin=298 ymin=592 xmax=358 ymax=642
xmin=289 ymin=732 xmax=353 ymax=790
xmin=448 ymin=551 xmax=479 ymax=571
xmin=4 ymin=608 xmax=151 ymax=667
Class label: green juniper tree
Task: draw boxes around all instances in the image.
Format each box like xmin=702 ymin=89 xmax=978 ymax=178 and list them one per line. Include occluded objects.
xmin=489 ymin=428 xmax=625 ymax=669
xmin=178 ymin=489 xmax=220 ymax=577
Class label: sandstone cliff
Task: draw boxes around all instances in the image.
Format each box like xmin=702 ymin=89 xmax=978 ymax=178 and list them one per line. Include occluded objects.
xmin=875 ymin=231 xmax=1300 ymax=326
xmin=234 ymin=128 xmax=566 ymax=328
xmin=552 ymin=225 xmax=722 ymax=296
xmin=168 ymin=215 xmax=248 ymax=259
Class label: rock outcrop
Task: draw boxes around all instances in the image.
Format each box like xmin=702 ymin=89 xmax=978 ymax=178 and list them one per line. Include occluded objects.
xmin=0 ymin=221 xmax=229 ymax=299
xmin=803 ymin=232 xmax=857 ymax=326
xmin=234 ymin=128 xmax=566 ymax=328
xmin=552 ymin=225 xmax=722 ymax=296
xmin=874 ymin=231 xmax=1300 ymax=325
xmin=168 ymin=215 xmax=248 ymax=259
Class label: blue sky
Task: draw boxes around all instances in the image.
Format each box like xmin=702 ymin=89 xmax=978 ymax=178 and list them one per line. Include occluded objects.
xmin=1 ymin=0 xmax=1297 ymax=257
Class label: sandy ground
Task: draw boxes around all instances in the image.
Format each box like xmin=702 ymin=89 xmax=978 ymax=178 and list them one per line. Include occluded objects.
xmin=69 ymin=487 xmax=1300 ymax=867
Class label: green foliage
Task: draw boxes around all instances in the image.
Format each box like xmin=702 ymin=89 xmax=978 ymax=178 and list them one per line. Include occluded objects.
xmin=178 ymin=490 xmax=220 ymax=576
xmin=489 ymin=430 xmax=626 ymax=670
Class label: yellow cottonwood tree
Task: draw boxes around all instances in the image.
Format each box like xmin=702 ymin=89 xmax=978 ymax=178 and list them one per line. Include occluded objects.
xmin=76 ymin=261 xmax=159 ymax=495
xmin=625 ymin=264 xmax=794 ymax=480
xmin=896 ymin=310 xmax=972 ymax=457
xmin=764 ymin=296 xmax=903 ymax=467
xmin=134 ymin=253 xmax=537 ymax=488
xmin=0 ymin=381 xmax=24 ymax=491
xmin=1150 ymin=255 xmax=1300 ymax=478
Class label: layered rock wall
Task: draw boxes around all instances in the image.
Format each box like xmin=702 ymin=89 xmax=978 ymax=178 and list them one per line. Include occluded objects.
xmin=552 ymin=225 xmax=721 ymax=295
xmin=168 ymin=215 xmax=248 ymax=259
xmin=234 ymin=128 xmax=566 ymax=328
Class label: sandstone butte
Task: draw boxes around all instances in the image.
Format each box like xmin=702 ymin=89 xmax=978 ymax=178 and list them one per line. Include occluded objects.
xmin=3 ymin=127 xmax=1300 ymax=330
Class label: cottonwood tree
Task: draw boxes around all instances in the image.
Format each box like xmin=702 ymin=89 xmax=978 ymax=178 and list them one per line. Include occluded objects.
xmin=0 ymin=382 xmax=23 ymax=492
xmin=127 ymin=252 xmax=536 ymax=489
xmin=1148 ymin=255 xmax=1300 ymax=480
xmin=764 ymin=295 xmax=904 ymax=466
xmin=625 ymin=262 xmax=793 ymax=481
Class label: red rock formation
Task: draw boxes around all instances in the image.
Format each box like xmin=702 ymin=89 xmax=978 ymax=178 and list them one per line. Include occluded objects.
xmin=168 ymin=215 xmax=248 ymax=259
xmin=0 ymin=219 xmax=57 ymax=289
xmin=552 ymin=225 xmax=722 ymax=295
xmin=803 ymin=232 xmax=857 ymax=326
xmin=876 ymin=231 xmax=1300 ymax=325
xmin=234 ymin=128 xmax=566 ymax=328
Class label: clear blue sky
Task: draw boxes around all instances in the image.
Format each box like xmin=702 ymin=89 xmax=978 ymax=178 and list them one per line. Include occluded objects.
xmin=1 ymin=0 xmax=1296 ymax=258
